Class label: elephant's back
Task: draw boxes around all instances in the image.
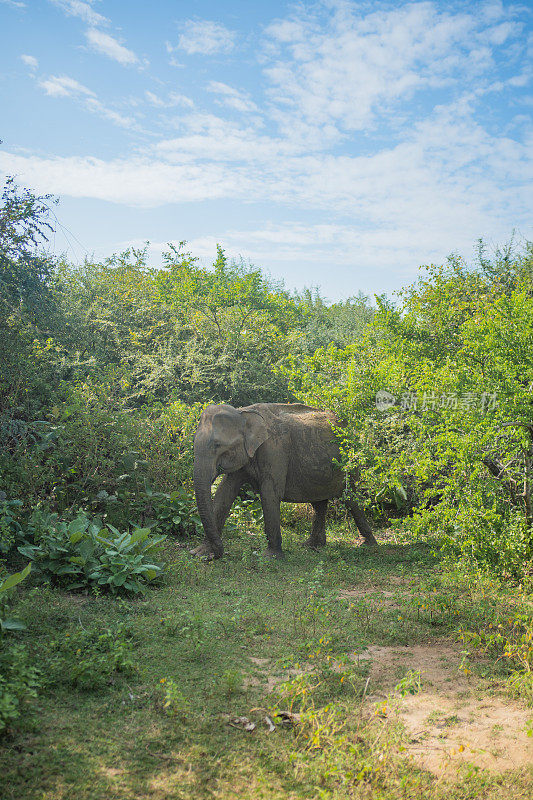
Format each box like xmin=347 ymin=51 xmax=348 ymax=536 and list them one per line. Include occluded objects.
xmin=279 ymin=407 xmax=344 ymax=502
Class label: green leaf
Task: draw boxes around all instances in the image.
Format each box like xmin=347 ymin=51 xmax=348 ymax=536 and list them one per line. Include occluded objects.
xmin=0 ymin=563 xmax=31 ymax=593
xmin=1 ymin=618 xmax=27 ymax=631
xmin=395 ymin=484 xmax=408 ymax=501
xmin=68 ymin=517 xmax=88 ymax=535
xmin=0 ymin=619 xmax=27 ymax=631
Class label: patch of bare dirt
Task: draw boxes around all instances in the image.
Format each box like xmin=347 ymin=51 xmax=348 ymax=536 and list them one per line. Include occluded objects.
xmin=246 ymin=657 xmax=279 ymax=692
xmin=246 ymin=644 xmax=532 ymax=777
xmin=361 ymin=644 xmax=533 ymax=775
xmin=338 ymin=577 xmax=411 ymax=608
xmin=249 ymin=657 xmax=270 ymax=667
xmin=246 ymin=657 xmax=313 ymax=692
xmin=102 ymin=767 xmax=125 ymax=778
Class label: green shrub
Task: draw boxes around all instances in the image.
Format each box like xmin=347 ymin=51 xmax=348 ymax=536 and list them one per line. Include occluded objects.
xmin=97 ymin=486 xmax=201 ymax=538
xmin=404 ymin=504 xmax=533 ymax=580
xmin=0 ymin=563 xmax=30 ymax=634
xmin=0 ymin=496 xmax=24 ymax=554
xmin=139 ymin=487 xmax=201 ymax=537
xmin=157 ymin=677 xmax=188 ymax=717
xmin=19 ymin=511 xmax=166 ymax=595
xmin=0 ymin=386 xmax=200 ymax=524
xmin=0 ymin=563 xmax=40 ymax=735
xmin=0 ymin=644 xmax=41 ymax=734
xmin=48 ymin=621 xmax=134 ymax=690
xmin=284 ymin=244 xmax=533 ymax=579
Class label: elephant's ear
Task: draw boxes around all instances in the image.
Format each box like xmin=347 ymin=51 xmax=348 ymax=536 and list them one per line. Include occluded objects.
xmin=241 ymin=410 xmax=269 ymax=458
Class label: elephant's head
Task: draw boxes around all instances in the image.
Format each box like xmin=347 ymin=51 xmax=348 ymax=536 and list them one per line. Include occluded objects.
xmin=193 ymin=404 xmax=268 ymax=556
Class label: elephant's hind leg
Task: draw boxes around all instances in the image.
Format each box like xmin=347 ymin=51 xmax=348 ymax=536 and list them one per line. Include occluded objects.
xmin=344 ymin=496 xmax=378 ymax=546
xmin=305 ymin=500 xmax=328 ymax=549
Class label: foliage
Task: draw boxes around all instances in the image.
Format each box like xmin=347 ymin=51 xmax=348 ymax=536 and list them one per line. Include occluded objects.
xmin=2 ymin=384 xmax=195 ymax=505
xmin=285 ymin=244 xmax=533 ymax=578
xmin=0 ymin=178 xmax=377 ymax=546
xmin=18 ymin=511 xmax=165 ymax=595
xmin=48 ymin=621 xmax=135 ymax=690
xmin=0 ymin=563 xmax=30 ymax=634
xmin=0 ymin=562 xmax=39 ymax=735
xmin=0 ymin=496 xmax=24 ymax=554
xmin=139 ymin=488 xmax=201 ymax=537
xmin=157 ymin=676 xmax=189 ymax=717
xmin=55 ymin=242 xmax=303 ymax=409
xmin=0 ymin=178 xmax=63 ymax=419
xmin=0 ymin=644 xmax=41 ymax=734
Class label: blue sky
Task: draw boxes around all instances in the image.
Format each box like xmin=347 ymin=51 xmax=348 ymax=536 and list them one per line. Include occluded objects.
xmin=1 ymin=0 xmax=532 ymax=300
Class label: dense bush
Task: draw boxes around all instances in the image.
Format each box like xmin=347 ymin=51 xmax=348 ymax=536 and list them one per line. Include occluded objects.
xmin=285 ymin=245 xmax=533 ymax=578
xmin=47 ymin=621 xmax=135 ymax=690
xmin=18 ymin=511 xmax=166 ymax=595
xmin=0 ymin=644 xmax=41 ymax=734
xmin=0 ymin=564 xmax=40 ymax=734
xmin=0 ymin=386 xmax=200 ymax=518
xmin=0 ymin=497 xmax=24 ymax=555
xmin=0 ymin=563 xmax=30 ymax=634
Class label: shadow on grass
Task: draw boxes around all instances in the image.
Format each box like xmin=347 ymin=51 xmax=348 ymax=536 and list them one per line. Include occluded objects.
xmin=335 ymin=540 xmax=438 ymax=566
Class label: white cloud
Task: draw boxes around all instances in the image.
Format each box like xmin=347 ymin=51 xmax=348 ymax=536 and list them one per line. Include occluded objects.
xmin=2 ymin=93 xmax=529 ymax=293
xmin=50 ymin=0 xmax=108 ymax=27
xmin=38 ymin=74 xmax=95 ymax=98
xmin=154 ymin=113 xmax=300 ymax=164
xmin=85 ymin=28 xmax=138 ymax=65
xmin=37 ymin=73 xmax=135 ymax=127
xmin=175 ymin=20 xmax=235 ymax=55
xmin=0 ymin=0 xmax=26 ymax=8
xmin=1 ymin=97 xmax=530 ymax=225
xmin=84 ymin=98 xmax=136 ymax=128
xmin=20 ymin=54 xmax=38 ymax=70
xmin=0 ymin=151 xmax=254 ymax=206
xmin=263 ymin=1 xmax=524 ymax=136
xmin=114 ymin=208 xmax=525 ymax=295
xmin=207 ymin=82 xmax=258 ymax=113
xmin=145 ymin=90 xmax=194 ymax=109
xmin=185 ymin=223 xmax=447 ymax=274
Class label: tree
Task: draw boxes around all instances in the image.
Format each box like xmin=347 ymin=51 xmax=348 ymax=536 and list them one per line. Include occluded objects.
xmin=0 ymin=177 xmax=61 ymax=415
xmin=285 ymin=243 xmax=533 ymax=577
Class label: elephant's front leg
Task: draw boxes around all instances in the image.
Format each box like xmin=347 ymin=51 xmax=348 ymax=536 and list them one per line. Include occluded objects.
xmin=214 ymin=471 xmax=245 ymax=532
xmin=259 ymin=480 xmax=283 ymax=557
xmin=305 ymin=500 xmax=328 ymax=549
xmin=190 ymin=472 xmax=244 ymax=557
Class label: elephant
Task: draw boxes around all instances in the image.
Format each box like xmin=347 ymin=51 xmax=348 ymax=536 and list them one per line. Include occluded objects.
xmin=192 ymin=402 xmax=377 ymax=559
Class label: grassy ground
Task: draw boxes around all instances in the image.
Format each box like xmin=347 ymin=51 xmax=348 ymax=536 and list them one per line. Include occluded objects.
xmin=1 ymin=521 xmax=532 ymax=800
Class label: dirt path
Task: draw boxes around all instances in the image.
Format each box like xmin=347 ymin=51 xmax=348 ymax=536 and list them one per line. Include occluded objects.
xmin=337 ymin=573 xmax=533 ymax=778
xmin=361 ymin=643 xmax=532 ymax=775
xmin=246 ymin=569 xmax=532 ymax=781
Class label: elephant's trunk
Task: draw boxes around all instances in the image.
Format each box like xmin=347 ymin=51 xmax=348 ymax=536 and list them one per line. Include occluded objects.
xmin=193 ymin=458 xmax=224 ymax=558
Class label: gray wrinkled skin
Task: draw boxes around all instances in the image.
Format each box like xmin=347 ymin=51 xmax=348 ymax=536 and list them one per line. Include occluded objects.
xmin=193 ymin=402 xmax=377 ymax=559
